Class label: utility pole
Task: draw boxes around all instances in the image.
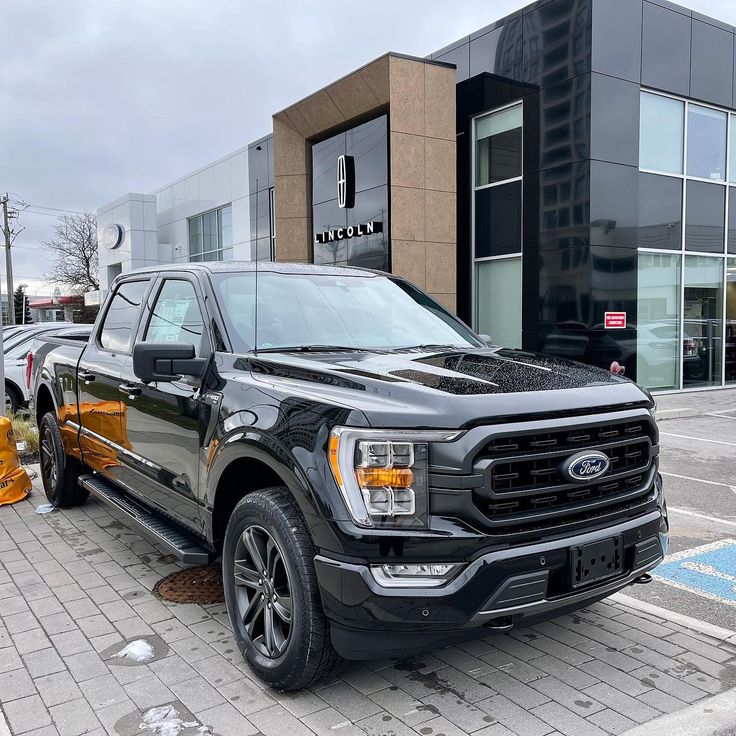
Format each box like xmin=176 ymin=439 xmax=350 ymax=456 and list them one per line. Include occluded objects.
xmin=1 ymin=194 xmax=15 ymax=325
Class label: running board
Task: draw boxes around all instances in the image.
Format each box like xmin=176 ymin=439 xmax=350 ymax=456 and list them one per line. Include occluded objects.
xmin=79 ymin=474 xmax=213 ymax=564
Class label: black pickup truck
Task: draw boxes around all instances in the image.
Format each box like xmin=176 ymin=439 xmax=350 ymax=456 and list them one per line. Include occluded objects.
xmin=30 ymin=262 xmax=668 ymax=690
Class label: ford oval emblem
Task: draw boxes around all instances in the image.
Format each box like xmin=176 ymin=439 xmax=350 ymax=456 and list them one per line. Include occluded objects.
xmin=562 ymin=451 xmax=610 ymax=483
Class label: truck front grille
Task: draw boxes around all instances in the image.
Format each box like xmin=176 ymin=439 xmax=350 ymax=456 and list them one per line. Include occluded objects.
xmin=471 ymin=415 xmax=657 ymax=531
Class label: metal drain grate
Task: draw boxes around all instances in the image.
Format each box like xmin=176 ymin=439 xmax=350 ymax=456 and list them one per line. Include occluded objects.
xmin=153 ymin=563 xmax=224 ymax=604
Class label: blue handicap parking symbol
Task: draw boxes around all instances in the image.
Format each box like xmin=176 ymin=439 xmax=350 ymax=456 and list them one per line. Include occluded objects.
xmin=653 ymin=539 xmax=736 ymax=605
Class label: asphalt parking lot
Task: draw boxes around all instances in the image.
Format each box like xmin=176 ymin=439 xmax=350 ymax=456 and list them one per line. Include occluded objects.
xmin=1 ymin=390 xmax=736 ymax=736
xmin=626 ymin=391 xmax=736 ymax=631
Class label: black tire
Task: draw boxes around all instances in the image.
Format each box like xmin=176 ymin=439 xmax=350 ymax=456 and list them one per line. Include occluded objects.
xmin=5 ymin=384 xmax=20 ymax=415
xmin=39 ymin=411 xmax=88 ymax=507
xmin=222 ymin=486 xmax=341 ymax=690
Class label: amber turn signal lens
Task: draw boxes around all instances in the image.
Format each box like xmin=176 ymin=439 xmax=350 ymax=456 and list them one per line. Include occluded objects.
xmin=355 ymin=467 xmax=414 ymax=488
xmin=328 ymin=433 xmax=343 ymax=487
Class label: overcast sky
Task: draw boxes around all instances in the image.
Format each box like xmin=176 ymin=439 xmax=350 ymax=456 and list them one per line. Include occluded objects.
xmin=3 ymin=0 xmax=736 ymax=294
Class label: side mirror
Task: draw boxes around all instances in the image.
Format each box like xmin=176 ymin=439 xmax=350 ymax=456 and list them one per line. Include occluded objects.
xmin=132 ymin=342 xmax=207 ymax=383
xmin=478 ymin=333 xmax=493 ymax=347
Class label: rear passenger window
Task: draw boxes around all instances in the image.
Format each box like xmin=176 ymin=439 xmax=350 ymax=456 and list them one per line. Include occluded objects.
xmin=99 ymin=280 xmax=150 ymax=353
xmin=145 ymin=280 xmax=206 ymax=354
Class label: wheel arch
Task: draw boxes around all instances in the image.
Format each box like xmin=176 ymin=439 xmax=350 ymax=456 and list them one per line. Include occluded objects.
xmin=210 ymin=456 xmax=285 ymax=551
xmin=34 ymin=382 xmax=55 ymax=426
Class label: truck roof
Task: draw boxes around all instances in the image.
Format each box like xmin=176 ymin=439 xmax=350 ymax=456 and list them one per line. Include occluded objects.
xmin=124 ymin=261 xmax=385 ymax=278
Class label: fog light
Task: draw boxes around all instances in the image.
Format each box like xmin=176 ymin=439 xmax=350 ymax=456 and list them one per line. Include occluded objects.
xmin=370 ymin=562 xmax=463 ymax=588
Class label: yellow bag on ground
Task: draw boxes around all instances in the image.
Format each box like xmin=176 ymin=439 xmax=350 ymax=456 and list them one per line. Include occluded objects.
xmin=0 ymin=416 xmax=32 ymax=506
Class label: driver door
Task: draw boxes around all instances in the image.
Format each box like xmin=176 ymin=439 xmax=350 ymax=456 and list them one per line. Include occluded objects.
xmin=116 ymin=276 xmax=210 ymax=533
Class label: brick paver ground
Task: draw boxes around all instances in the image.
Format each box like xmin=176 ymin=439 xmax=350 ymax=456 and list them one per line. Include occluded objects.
xmin=1 ymin=468 xmax=735 ymax=736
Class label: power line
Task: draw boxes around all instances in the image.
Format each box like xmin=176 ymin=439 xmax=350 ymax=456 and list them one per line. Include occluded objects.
xmin=24 ymin=205 xmax=87 ymax=216
xmin=17 ymin=201 xmax=86 ymax=214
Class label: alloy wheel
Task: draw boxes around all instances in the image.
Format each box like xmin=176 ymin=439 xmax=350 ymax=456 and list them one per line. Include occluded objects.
xmin=233 ymin=524 xmax=293 ymax=658
xmin=40 ymin=426 xmax=58 ymax=489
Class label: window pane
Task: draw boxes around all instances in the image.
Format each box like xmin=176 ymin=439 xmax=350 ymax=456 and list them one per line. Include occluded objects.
xmin=475 ymin=104 xmax=522 ymax=186
xmin=685 ymin=181 xmax=725 ymax=253
xmin=727 ymin=257 xmax=736 ymax=383
xmin=639 ymin=92 xmax=683 ymax=174
xmin=99 ymin=280 xmax=150 ymax=353
xmin=475 ymin=181 xmax=522 ymax=258
xmin=145 ymin=280 xmax=205 ymax=354
xmin=684 ymin=255 xmax=724 ymax=388
xmin=687 ymin=104 xmax=727 ymax=181
xmin=729 ymin=188 xmax=736 ymax=254
xmin=219 ymin=205 xmax=232 ymax=250
xmin=475 ymin=258 xmax=522 ymax=349
xmin=188 ymin=215 xmax=202 ymax=258
xmin=637 ymin=252 xmax=681 ymax=391
xmin=202 ymin=210 xmax=218 ymax=256
xmin=730 ymin=115 xmax=736 ymax=183
xmin=638 ymin=173 xmax=682 ymax=249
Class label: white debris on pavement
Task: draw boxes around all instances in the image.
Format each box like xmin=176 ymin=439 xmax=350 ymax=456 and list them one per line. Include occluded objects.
xmin=113 ymin=639 xmax=155 ymax=662
xmin=34 ymin=503 xmax=55 ymax=514
xmin=138 ymin=705 xmax=209 ymax=736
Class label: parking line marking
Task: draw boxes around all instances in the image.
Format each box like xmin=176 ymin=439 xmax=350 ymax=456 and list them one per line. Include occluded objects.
xmin=667 ymin=506 xmax=736 ymax=528
xmin=653 ymin=539 xmax=736 ymax=607
xmin=659 ymin=431 xmax=736 ymax=447
xmin=660 ymin=471 xmax=736 ymax=495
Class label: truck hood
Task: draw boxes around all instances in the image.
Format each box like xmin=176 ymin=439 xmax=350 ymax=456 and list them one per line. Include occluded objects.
xmin=243 ymin=347 xmax=651 ymax=428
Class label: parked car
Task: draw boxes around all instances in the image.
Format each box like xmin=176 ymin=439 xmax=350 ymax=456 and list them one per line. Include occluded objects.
xmin=30 ymin=263 xmax=667 ymax=690
xmin=2 ymin=322 xmax=79 ymax=412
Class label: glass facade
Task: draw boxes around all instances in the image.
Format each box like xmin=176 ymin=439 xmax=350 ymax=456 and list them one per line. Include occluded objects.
xmin=188 ymin=205 xmax=232 ymax=262
xmin=640 ymin=93 xmax=683 ymax=174
xmin=473 ymin=102 xmax=523 ymax=347
xmin=311 ymin=115 xmax=389 ymax=271
xmin=684 ymin=255 xmax=724 ymax=388
xmin=638 ymin=90 xmax=734 ymax=390
xmin=637 ymin=252 xmax=681 ymax=391
xmin=728 ymin=258 xmax=736 ymax=383
xmin=475 ymin=258 xmax=522 ymax=348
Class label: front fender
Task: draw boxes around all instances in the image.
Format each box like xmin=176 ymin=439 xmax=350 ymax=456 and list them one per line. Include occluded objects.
xmin=204 ymin=423 xmax=349 ymax=547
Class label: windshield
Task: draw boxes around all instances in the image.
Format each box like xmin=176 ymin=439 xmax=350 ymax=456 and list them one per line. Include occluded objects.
xmin=212 ymin=271 xmax=483 ymax=353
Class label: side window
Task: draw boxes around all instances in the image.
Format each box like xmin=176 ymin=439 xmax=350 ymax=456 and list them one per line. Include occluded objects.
xmin=99 ymin=280 xmax=150 ymax=353
xmin=5 ymin=335 xmax=34 ymax=360
xmin=145 ymin=280 xmax=205 ymax=354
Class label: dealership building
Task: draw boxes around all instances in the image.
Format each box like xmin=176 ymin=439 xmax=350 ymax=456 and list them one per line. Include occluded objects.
xmin=97 ymin=0 xmax=736 ymax=392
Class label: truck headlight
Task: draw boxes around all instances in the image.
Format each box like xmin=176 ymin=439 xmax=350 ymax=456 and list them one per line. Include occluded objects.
xmin=328 ymin=427 xmax=461 ymax=528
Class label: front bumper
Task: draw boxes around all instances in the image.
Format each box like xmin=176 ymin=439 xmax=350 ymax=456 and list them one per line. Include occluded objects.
xmin=315 ymin=509 xmax=668 ymax=659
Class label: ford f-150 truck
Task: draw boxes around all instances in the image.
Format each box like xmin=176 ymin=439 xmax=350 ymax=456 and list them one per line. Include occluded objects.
xmin=30 ymin=262 xmax=668 ymax=690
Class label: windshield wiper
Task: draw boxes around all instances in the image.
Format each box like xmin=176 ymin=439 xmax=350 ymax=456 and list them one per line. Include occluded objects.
xmin=394 ymin=343 xmax=466 ymax=352
xmin=254 ymin=345 xmax=366 ymax=353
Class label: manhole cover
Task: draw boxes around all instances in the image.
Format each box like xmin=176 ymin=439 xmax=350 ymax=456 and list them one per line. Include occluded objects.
xmin=153 ymin=563 xmax=224 ymax=604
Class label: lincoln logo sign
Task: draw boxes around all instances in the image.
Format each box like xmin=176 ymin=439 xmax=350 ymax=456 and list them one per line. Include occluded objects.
xmin=562 ymin=451 xmax=610 ymax=482
xmin=314 ymin=220 xmax=382 ymax=244
xmin=337 ymin=154 xmax=355 ymax=209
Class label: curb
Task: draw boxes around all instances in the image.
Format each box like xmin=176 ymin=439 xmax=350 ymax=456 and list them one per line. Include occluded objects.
xmin=611 ymin=593 xmax=736 ymax=646
xmin=620 ymin=688 xmax=736 ymax=736
xmin=656 ymin=408 xmax=701 ymax=422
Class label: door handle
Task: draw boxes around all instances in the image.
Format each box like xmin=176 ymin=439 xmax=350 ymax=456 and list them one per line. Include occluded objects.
xmin=119 ymin=383 xmax=142 ymax=397
xmin=79 ymin=371 xmax=96 ymax=383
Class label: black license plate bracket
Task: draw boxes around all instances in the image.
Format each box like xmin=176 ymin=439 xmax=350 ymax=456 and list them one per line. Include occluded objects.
xmin=570 ymin=536 xmax=623 ymax=588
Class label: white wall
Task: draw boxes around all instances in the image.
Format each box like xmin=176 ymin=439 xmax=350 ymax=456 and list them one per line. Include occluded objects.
xmin=97 ymin=145 xmax=255 ymax=290
xmin=97 ymin=193 xmax=162 ymax=289
xmin=153 ymin=145 xmax=252 ymax=264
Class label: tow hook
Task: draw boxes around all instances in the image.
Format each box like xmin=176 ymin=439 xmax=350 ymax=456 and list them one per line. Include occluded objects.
xmin=484 ymin=616 xmax=513 ymax=632
xmin=632 ymin=573 xmax=652 ymax=585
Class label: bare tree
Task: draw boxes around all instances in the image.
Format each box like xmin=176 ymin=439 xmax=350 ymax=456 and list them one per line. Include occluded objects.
xmin=44 ymin=211 xmax=99 ymax=294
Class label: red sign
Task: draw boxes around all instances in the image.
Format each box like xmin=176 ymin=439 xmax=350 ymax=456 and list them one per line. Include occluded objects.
xmin=604 ymin=311 xmax=627 ymax=329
